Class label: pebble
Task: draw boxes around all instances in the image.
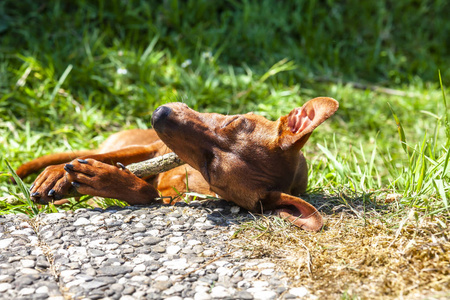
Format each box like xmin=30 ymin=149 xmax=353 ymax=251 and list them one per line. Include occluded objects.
xmin=142 ymin=236 xmax=163 ymax=245
xmin=0 ymin=201 xmax=298 ymax=299
xmin=21 ymin=259 xmax=36 ymax=268
xmin=0 ymin=283 xmax=12 ymax=293
xmin=211 ymin=285 xmax=234 ymax=298
xmin=290 ymin=286 xmax=310 ymax=297
xmin=0 ymin=238 xmax=14 ymax=249
xmin=166 ymin=245 xmax=181 ymax=254
xmin=97 ymin=265 xmax=133 ymax=276
xmin=73 ymin=217 xmax=90 ymax=226
xmin=251 ymin=290 xmax=277 ymax=300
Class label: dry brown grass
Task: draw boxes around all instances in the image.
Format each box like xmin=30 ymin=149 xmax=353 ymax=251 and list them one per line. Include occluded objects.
xmin=233 ymin=194 xmax=450 ymax=299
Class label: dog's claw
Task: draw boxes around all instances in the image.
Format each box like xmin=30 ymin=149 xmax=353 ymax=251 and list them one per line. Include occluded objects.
xmin=64 ymin=164 xmax=74 ymax=172
xmin=48 ymin=189 xmax=55 ymax=197
xmin=116 ymin=162 xmax=126 ymax=170
xmin=29 ymin=183 xmax=35 ymax=191
xmin=77 ymin=159 xmax=88 ymax=164
xmin=71 ymin=181 xmax=81 ymax=188
xmin=31 ymin=192 xmax=40 ymax=197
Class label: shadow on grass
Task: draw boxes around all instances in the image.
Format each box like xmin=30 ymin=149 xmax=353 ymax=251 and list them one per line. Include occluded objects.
xmin=303 ymin=189 xmax=395 ymax=221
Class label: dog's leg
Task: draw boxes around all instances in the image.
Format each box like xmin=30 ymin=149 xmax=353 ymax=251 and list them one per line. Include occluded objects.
xmin=30 ymin=143 xmax=166 ymax=203
xmin=15 ymin=150 xmax=98 ymax=180
xmin=63 ymin=158 xmax=159 ymax=204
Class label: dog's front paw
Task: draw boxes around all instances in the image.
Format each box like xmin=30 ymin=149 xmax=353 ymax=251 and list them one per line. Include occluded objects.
xmin=30 ymin=164 xmax=73 ymax=204
xmin=63 ymin=158 xmax=137 ymax=200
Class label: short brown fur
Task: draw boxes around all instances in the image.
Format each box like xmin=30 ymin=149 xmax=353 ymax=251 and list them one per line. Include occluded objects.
xmin=18 ymin=97 xmax=338 ymax=231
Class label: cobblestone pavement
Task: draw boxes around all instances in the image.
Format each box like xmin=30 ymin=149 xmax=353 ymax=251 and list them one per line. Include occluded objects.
xmin=0 ymin=200 xmax=312 ymax=299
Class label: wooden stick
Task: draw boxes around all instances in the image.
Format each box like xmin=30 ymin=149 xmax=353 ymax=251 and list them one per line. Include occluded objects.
xmin=126 ymin=152 xmax=186 ymax=178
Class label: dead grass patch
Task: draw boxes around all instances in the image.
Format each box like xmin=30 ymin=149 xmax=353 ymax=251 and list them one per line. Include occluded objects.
xmin=233 ymin=195 xmax=450 ymax=299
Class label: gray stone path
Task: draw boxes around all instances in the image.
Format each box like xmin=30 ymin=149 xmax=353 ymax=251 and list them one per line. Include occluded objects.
xmin=0 ymin=200 xmax=311 ymax=299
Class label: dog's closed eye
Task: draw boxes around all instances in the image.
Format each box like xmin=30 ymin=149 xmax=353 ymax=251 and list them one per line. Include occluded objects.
xmin=221 ymin=116 xmax=241 ymax=128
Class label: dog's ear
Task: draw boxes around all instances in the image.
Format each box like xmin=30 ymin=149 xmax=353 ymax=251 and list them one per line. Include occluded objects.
xmin=278 ymin=97 xmax=338 ymax=150
xmin=264 ymin=192 xmax=323 ymax=232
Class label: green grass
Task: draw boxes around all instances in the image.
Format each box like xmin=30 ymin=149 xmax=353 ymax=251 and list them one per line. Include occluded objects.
xmin=1 ymin=2 xmax=449 ymax=297
xmin=0 ymin=0 xmax=449 ymax=220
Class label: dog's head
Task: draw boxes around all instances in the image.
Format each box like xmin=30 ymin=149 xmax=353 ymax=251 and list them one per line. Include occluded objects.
xmin=152 ymin=97 xmax=338 ymax=231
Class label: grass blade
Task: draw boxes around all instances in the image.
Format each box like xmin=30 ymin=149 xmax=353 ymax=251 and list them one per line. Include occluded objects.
xmin=433 ymin=179 xmax=448 ymax=209
xmin=415 ymin=135 xmax=428 ymax=195
xmin=438 ymin=70 xmax=450 ymax=146
xmin=388 ymin=103 xmax=408 ymax=156
xmin=317 ymin=144 xmax=345 ymax=180
xmin=258 ymin=59 xmax=296 ymax=83
xmin=4 ymin=159 xmax=39 ymax=216
xmin=50 ymin=64 xmax=73 ymax=102
xmin=139 ymin=35 xmax=159 ymax=65
xmin=442 ymin=147 xmax=450 ymax=179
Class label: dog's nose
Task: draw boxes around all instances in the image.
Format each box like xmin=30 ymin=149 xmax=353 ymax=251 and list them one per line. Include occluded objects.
xmin=151 ymin=106 xmax=172 ymax=129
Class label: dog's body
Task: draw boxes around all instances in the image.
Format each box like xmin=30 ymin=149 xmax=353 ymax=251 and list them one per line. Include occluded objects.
xmin=17 ymin=97 xmax=338 ymax=231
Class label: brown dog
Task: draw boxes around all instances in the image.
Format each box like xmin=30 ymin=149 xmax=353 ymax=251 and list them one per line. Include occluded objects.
xmin=16 ymin=97 xmax=338 ymax=231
